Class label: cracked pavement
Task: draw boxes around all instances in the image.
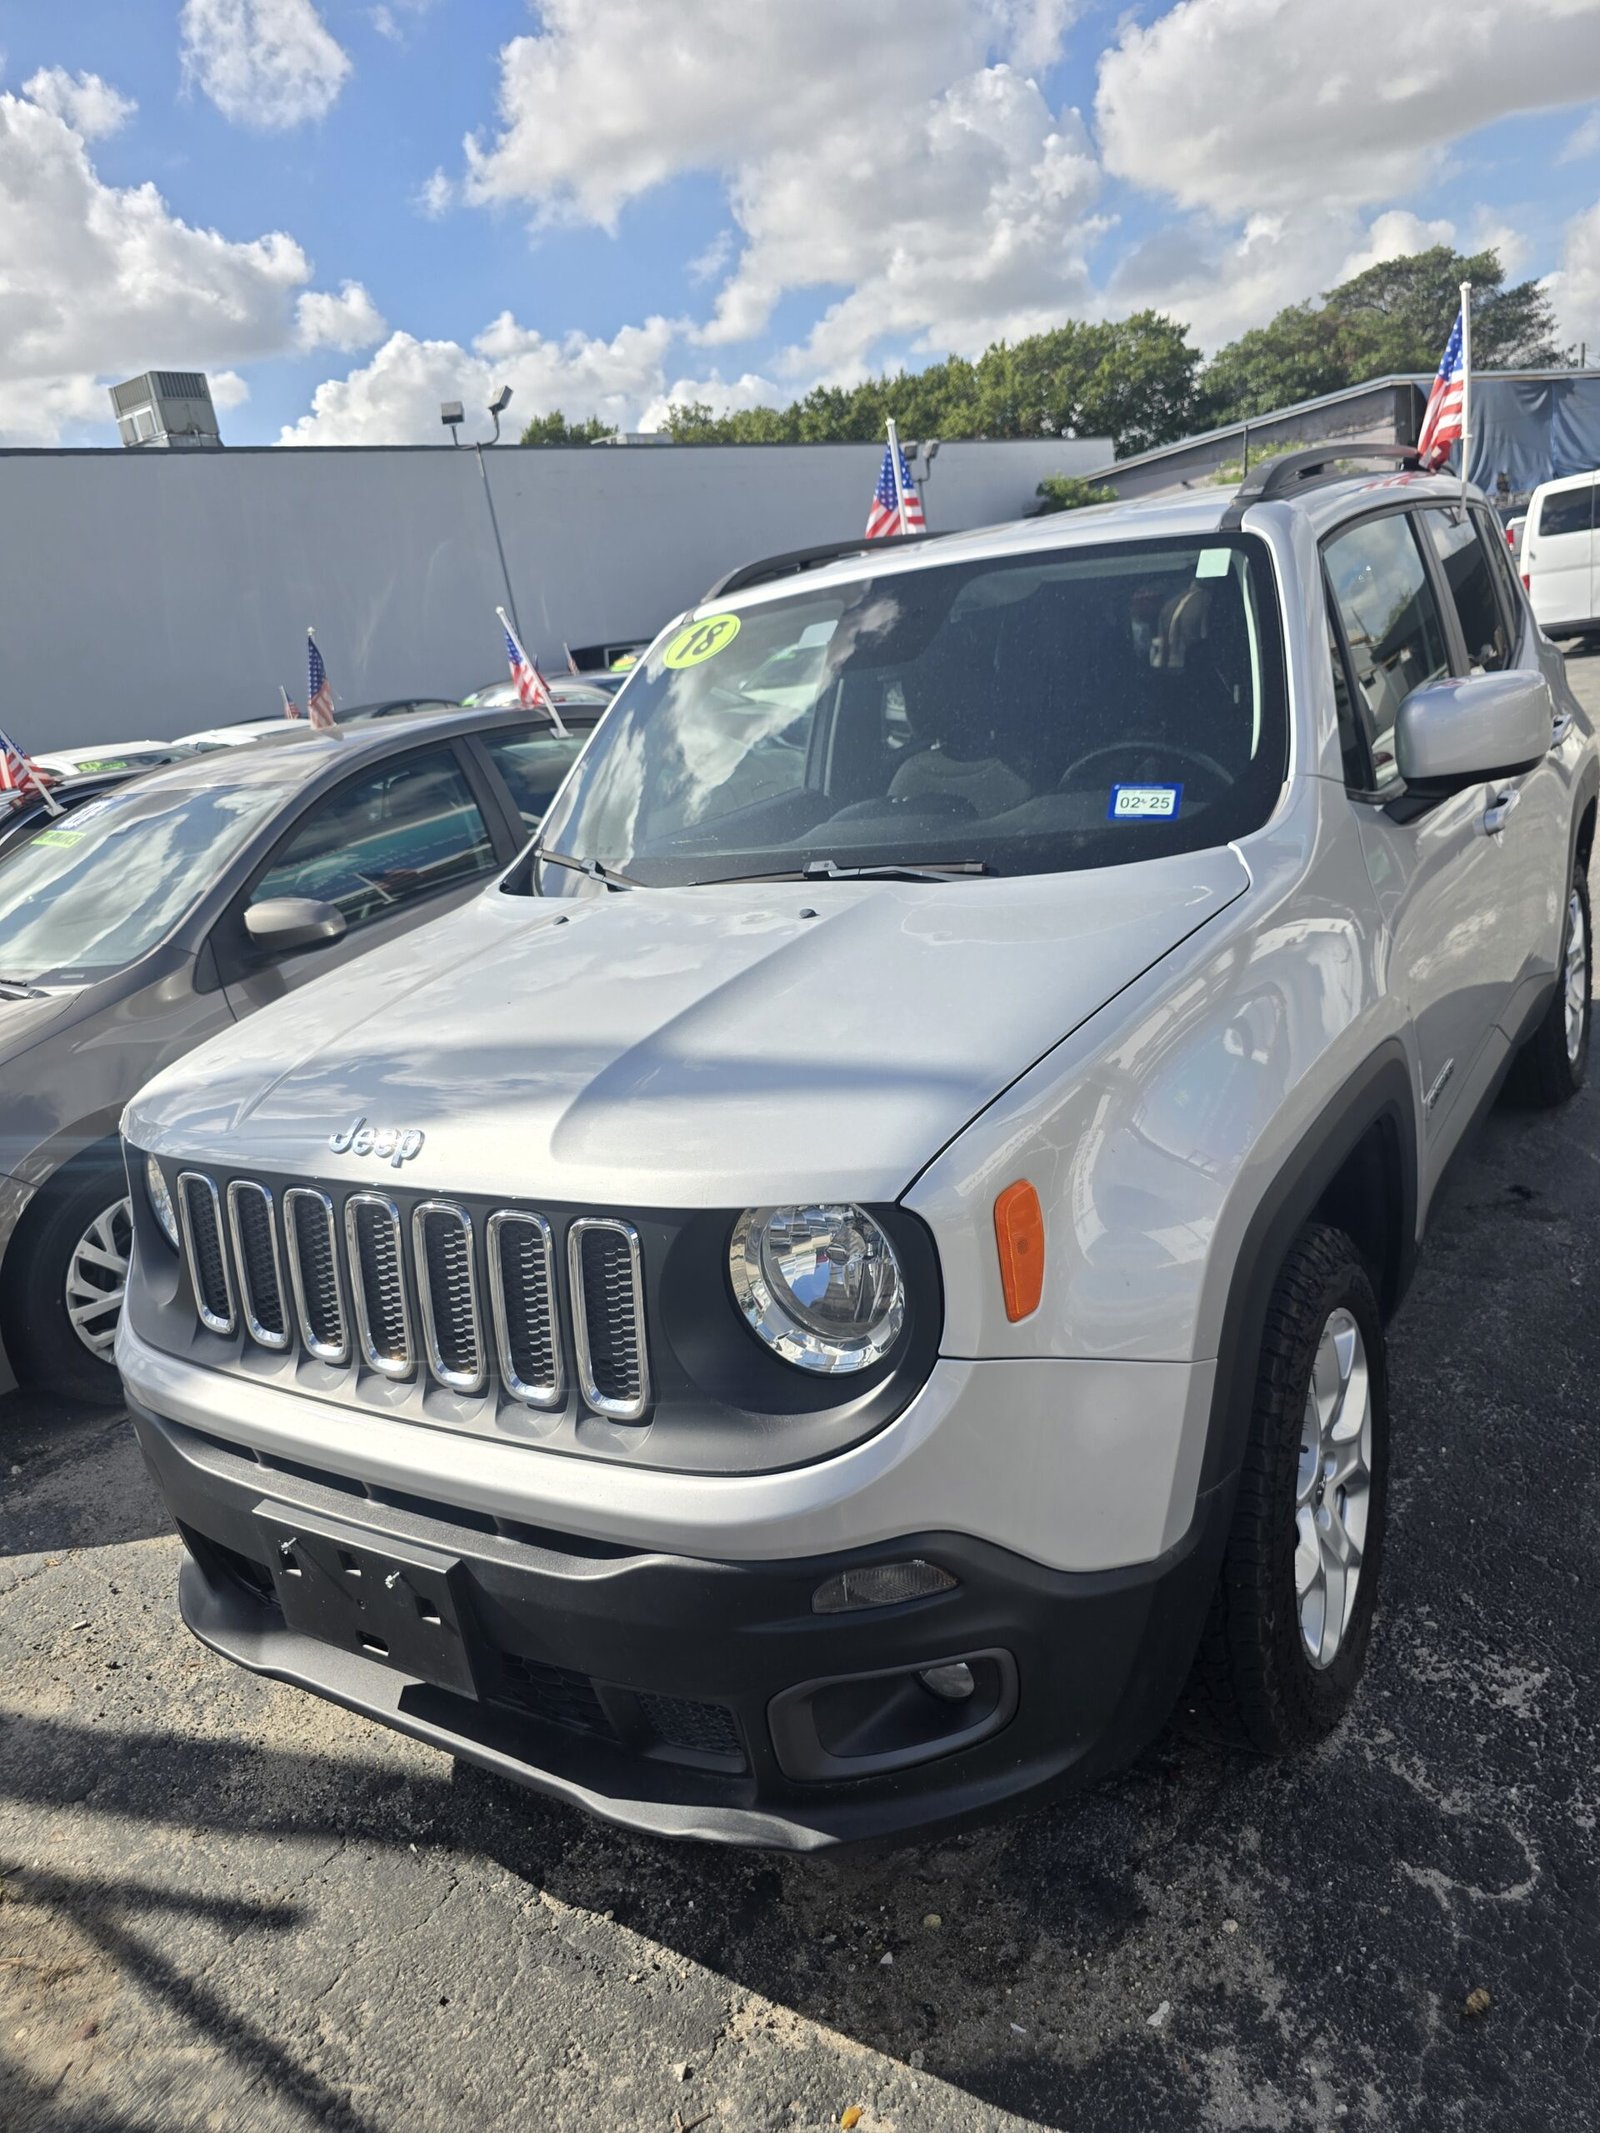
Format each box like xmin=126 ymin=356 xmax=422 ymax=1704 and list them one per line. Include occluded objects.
xmin=3 ymin=659 xmax=1599 ymax=2132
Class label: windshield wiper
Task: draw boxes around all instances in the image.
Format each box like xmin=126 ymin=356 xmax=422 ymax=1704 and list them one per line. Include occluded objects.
xmin=532 ymin=845 xmax=639 ymax=891
xmin=0 ymin=976 xmax=47 ymax=998
xmin=707 ymin=858 xmax=991 ymax=885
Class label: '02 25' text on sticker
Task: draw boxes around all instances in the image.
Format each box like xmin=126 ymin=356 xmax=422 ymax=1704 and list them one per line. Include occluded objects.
xmin=1108 ymin=782 xmax=1183 ymax=821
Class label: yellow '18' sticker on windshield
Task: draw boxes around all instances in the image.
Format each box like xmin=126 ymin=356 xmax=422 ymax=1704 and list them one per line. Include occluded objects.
xmin=663 ymin=613 xmax=742 ymax=669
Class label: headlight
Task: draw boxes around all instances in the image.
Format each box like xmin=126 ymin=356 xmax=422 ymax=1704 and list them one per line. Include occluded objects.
xmin=145 ymin=1154 xmax=179 ymax=1248
xmin=729 ymin=1204 xmax=904 ymax=1374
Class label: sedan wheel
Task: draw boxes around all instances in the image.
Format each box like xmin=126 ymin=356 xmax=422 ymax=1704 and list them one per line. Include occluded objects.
xmin=1565 ymin=884 xmax=1588 ymax=1067
xmin=64 ymin=1196 xmax=133 ymax=1362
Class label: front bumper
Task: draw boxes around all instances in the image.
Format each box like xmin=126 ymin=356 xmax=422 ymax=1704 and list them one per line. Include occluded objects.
xmin=130 ymin=1398 xmax=1232 ymax=1850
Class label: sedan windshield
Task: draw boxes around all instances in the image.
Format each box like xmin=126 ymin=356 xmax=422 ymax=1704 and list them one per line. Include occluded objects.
xmin=0 ymin=781 xmax=285 ymax=983
xmin=531 ymin=534 xmax=1287 ymax=887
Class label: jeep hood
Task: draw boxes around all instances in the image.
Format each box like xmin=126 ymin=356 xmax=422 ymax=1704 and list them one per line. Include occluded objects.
xmin=126 ymin=854 xmax=1249 ymax=1205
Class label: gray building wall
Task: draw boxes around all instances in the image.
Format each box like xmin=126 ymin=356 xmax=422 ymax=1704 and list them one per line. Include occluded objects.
xmin=0 ymin=436 xmax=1106 ymax=748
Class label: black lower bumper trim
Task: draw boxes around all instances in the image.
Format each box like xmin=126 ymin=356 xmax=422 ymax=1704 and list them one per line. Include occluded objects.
xmin=129 ymin=1398 xmax=1233 ymax=1850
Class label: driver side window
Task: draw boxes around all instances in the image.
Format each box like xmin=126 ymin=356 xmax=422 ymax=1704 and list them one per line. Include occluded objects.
xmin=1323 ymin=513 xmax=1451 ymax=794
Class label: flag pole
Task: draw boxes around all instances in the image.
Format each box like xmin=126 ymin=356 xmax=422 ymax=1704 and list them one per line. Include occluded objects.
xmin=1458 ymin=280 xmax=1472 ymax=501
xmin=497 ymin=606 xmax=568 ymax=737
xmin=885 ymin=416 xmax=909 ymax=533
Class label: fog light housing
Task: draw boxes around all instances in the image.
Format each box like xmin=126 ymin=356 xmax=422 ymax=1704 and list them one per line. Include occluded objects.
xmin=918 ymin=1660 xmax=976 ymax=1701
xmin=811 ymin=1559 xmax=958 ymax=1614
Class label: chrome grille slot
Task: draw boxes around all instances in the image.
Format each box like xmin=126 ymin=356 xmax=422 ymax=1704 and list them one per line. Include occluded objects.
xmin=486 ymin=1211 xmax=563 ymax=1409
xmin=413 ymin=1202 xmax=484 ymax=1393
xmin=345 ymin=1194 xmax=413 ymax=1379
xmin=225 ymin=1180 xmax=287 ymax=1349
xmin=568 ymin=1218 xmax=650 ymax=1422
xmin=284 ymin=1187 xmax=349 ymax=1364
xmin=177 ymin=1172 xmax=235 ymax=1335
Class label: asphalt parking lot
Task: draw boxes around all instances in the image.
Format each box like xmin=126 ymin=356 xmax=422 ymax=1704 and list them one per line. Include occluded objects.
xmin=4 ymin=656 xmax=1600 ymax=2133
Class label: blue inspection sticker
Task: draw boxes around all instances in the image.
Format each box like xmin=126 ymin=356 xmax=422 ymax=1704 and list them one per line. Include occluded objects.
xmin=1108 ymin=782 xmax=1182 ymax=821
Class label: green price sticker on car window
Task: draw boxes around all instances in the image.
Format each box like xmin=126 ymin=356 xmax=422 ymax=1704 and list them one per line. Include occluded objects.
xmin=663 ymin=613 xmax=742 ymax=669
xmin=34 ymin=827 xmax=84 ymax=848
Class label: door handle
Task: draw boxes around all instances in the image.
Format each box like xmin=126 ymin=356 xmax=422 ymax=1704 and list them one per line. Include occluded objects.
xmin=1483 ymin=789 xmax=1522 ymax=836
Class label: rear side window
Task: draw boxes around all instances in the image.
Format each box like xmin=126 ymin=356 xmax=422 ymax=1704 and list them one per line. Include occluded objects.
xmin=250 ymin=745 xmax=496 ymax=932
xmin=1536 ymin=486 xmax=1595 ymax=539
xmin=1323 ymin=514 xmax=1451 ymax=791
xmin=1420 ymin=506 xmax=1511 ymax=671
xmin=478 ymin=730 xmax=585 ymax=830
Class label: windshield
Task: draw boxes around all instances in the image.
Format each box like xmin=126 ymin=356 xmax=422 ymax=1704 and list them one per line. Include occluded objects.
xmin=0 ymin=781 xmax=285 ymax=983
xmin=531 ymin=534 xmax=1287 ymax=886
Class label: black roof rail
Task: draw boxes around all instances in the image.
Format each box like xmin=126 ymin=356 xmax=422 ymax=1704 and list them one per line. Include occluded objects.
xmin=701 ymin=530 xmax=945 ymax=604
xmin=1220 ymin=442 xmax=1424 ymax=530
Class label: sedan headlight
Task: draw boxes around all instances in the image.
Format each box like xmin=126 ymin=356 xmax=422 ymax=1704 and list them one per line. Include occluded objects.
xmin=145 ymin=1154 xmax=179 ymax=1248
xmin=729 ymin=1204 xmax=904 ymax=1373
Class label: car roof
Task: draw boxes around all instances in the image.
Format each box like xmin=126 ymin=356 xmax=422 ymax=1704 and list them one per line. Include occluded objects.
xmin=687 ymin=469 xmax=1484 ymax=622
xmin=1530 ymin=468 xmax=1598 ymax=498
xmin=109 ymin=704 xmax=583 ymax=802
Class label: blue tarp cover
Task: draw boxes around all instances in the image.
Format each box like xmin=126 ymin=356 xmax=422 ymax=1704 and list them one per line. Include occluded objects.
xmin=1467 ymin=376 xmax=1600 ymax=495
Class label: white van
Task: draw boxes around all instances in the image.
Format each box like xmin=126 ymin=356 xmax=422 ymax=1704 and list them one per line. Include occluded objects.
xmin=1523 ymin=470 xmax=1599 ymax=638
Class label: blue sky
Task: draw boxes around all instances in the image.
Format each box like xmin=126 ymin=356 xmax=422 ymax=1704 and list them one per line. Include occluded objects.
xmin=4 ymin=0 xmax=1600 ymax=447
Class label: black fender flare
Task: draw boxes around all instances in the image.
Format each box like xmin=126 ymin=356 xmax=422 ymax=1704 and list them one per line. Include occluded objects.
xmin=1197 ymin=1039 xmax=1417 ymax=1494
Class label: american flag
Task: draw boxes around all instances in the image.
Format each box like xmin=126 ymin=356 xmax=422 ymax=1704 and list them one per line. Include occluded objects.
xmin=280 ymin=685 xmax=301 ymax=721
xmin=503 ymin=620 xmax=556 ymax=712
xmin=1417 ymin=310 xmax=1466 ymax=469
xmin=306 ymin=635 xmax=336 ymax=729
xmin=865 ymin=440 xmax=926 ymax=540
xmin=0 ymin=724 xmax=53 ymax=802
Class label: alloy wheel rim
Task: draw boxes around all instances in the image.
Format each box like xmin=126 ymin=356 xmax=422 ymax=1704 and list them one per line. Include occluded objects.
xmin=64 ymin=1196 xmax=133 ymax=1362
xmin=1295 ymin=1306 xmax=1373 ymax=1671
xmin=1564 ymin=888 xmax=1588 ymax=1066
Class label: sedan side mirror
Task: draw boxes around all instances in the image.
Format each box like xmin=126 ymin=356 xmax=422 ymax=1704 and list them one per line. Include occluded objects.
xmin=244 ymin=896 xmax=347 ymax=956
xmin=1394 ymin=671 xmax=1551 ymax=799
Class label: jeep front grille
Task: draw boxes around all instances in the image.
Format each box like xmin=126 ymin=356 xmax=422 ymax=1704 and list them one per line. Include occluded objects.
xmin=284 ymin=1188 xmax=349 ymax=1364
xmin=226 ymin=1180 xmax=287 ymax=1349
xmin=346 ymin=1193 xmax=412 ymax=1379
xmin=169 ymin=1171 xmax=650 ymax=1420
xmin=414 ymin=1202 xmax=483 ymax=1394
xmin=177 ymin=1173 xmax=234 ymax=1335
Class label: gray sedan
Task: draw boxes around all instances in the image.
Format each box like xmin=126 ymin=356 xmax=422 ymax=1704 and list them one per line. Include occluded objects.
xmin=0 ymin=706 xmax=585 ymax=1401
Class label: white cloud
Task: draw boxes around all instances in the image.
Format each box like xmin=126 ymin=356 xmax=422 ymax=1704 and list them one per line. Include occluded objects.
xmin=638 ymin=369 xmax=785 ymax=430
xmin=1545 ymin=198 xmax=1600 ymax=356
xmin=180 ymin=0 xmax=352 ymax=130
xmin=460 ymin=1 xmax=1103 ymax=377
xmin=416 ymin=168 xmax=453 ymax=219
xmin=294 ymin=280 xmax=387 ymax=352
xmin=1097 ymin=0 xmax=1600 ymax=218
xmin=0 ymin=74 xmax=378 ymax=443
xmin=209 ymin=368 xmax=251 ymax=410
xmin=21 ymin=67 xmax=135 ymax=140
xmin=279 ymin=315 xmax=679 ymax=445
xmin=1562 ymin=108 xmax=1600 ymax=162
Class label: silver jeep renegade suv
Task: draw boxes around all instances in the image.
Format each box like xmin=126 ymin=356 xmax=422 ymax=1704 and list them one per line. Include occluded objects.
xmin=117 ymin=450 xmax=1597 ymax=1849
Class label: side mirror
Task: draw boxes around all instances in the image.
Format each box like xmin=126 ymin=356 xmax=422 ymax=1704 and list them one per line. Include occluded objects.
xmin=244 ymin=896 xmax=347 ymax=956
xmin=1394 ymin=671 xmax=1550 ymax=798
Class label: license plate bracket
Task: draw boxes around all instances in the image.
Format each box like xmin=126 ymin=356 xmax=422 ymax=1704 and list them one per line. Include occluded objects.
xmin=253 ymin=1501 xmax=479 ymax=1699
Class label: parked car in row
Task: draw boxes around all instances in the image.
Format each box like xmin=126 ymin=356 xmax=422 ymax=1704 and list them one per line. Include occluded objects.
xmin=0 ymin=767 xmax=157 ymax=863
xmin=460 ymin=679 xmax=618 ymax=716
xmin=33 ymin=741 xmax=214 ymax=779
xmin=1522 ymin=468 xmax=1599 ymax=640
xmin=0 ymin=707 xmax=587 ymax=1402
xmin=117 ymin=451 xmax=1595 ymax=1847
xmin=176 ymin=700 xmax=467 ymax=749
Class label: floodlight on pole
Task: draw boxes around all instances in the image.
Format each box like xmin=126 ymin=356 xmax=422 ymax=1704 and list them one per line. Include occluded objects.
xmin=440 ymin=399 xmax=464 ymax=446
xmin=487 ymin=384 xmax=514 ymax=445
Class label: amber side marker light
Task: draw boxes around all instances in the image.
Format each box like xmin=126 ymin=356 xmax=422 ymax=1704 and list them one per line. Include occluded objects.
xmin=994 ymin=1180 xmax=1045 ymax=1321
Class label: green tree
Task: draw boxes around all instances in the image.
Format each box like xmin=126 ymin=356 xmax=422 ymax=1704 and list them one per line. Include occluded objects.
xmin=1202 ymin=244 xmax=1569 ymax=427
xmin=517 ymin=409 xmax=616 ymax=445
xmin=1034 ymin=473 xmax=1117 ymax=513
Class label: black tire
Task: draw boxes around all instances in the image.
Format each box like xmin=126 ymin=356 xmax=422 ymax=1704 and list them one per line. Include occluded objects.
xmin=1 ymin=1152 xmax=131 ymax=1406
xmin=1505 ymin=863 xmax=1591 ymax=1107
xmin=1184 ymin=1223 xmax=1389 ymax=1754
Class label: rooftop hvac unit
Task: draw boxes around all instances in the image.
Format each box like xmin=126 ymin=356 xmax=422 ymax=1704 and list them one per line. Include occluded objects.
xmin=108 ymin=371 xmax=223 ymax=449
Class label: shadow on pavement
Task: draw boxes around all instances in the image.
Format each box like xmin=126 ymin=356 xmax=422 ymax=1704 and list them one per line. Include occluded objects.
xmin=0 ymin=1402 xmax=170 ymax=1557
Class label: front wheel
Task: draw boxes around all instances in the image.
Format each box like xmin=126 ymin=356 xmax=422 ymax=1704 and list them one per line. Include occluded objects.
xmin=1 ymin=1157 xmax=132 ymax=1405
xmin=1506 ymin=865 xmax=1591 ymax=1107
xmin=1185 ymin=1223 xmax=1389 ymax=1753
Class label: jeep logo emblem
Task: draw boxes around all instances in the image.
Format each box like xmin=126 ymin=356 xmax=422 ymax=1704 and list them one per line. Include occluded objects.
xmin=328 ymin=1116 xmax=425 ymax=1168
